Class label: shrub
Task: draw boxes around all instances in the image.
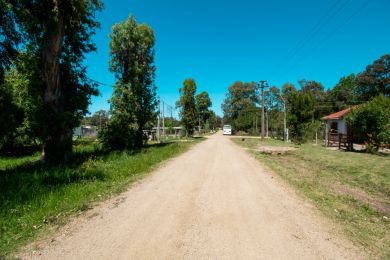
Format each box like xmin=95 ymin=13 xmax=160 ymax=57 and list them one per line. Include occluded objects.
xmin=346 ymin=95 xmax=390 ymax=151
xmin=98 ymin=116 xmax=139 ymax=151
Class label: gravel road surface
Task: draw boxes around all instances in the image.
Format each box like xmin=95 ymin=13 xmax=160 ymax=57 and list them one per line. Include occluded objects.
xmin=22 ymin=133 xmax=362 ymax=259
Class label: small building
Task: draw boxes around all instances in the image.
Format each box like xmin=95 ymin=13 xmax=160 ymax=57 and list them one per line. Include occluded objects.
xmin=73 ymin=125 xmax=97 ymax=139
xmin=321 ymin=107 xmax=354 ymax=148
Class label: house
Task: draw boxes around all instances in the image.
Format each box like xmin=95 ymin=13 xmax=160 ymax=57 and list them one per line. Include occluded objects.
xmin=321 ymin=107 xmax=355 ymax=148
xmin=73 ymin=125 xmax=97 ymax=139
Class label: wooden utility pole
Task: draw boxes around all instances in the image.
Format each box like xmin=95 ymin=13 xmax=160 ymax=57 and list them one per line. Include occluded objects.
xmin=259 ymin=80 xmax=268 ymax=139
xmin=280 ymin=95 xmax=287 ymax=142
xmin=157 ymin=96 xmax=160 ymax=143
xmin=199 ymin=116 xmax=201 ymax=135
xmin=266 ymin=110 xmax=269 ymax=137
xmin=255 ymin=114 xmax=258 ymax=133
xmin=162 ymin=100 xmax=165 ymax=139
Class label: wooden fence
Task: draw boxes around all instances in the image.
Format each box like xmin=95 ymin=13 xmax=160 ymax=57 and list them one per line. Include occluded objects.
xmin=327 ymin=133 xmax=351 ymax=149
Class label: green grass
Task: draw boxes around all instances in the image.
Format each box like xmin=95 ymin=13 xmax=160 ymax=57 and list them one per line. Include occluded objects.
xmin=0 ymin=154 xmax=40 ymax=171
xmin=0 ymin=137 xmax=203 ymax=258
xmin=231 ymin=136 xmax=296 ymax=147
xmin=233 ymin=138 xmax=390 ymax=258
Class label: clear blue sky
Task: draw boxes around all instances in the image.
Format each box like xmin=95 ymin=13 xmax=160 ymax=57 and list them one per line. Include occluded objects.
xmin=85 ymin=0 xmax=390 ymax=117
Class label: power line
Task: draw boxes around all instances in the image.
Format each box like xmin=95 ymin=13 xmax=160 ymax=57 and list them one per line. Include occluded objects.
xmin=87 ymin=77 xmax=114 ymax=87
xmin=87 ymin=77 xmax=179 ymax=118
xmin=284 ymin=0 xmax=351 ymax=64
xmin=286 ymin=0 xmax=372 ymax=71
xmin=268 ymin=0 xmax=351 ymax=78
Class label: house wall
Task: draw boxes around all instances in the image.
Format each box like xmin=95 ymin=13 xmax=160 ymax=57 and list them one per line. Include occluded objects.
xmin=338 ymin=119 xmax=347 ymax=134
xmin=326 ymin=119 xmax=347 ymax=134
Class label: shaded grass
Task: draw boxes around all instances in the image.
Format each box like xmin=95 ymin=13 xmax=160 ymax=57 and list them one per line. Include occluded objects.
xmin=0 ymin=137 xmax=203 ymax=257
xmin=233 ymin=138 xmax=390 ymax=258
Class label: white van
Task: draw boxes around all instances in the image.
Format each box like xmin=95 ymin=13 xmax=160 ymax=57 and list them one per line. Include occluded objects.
xmin=223 ymin=125 xmax=232 ymax=135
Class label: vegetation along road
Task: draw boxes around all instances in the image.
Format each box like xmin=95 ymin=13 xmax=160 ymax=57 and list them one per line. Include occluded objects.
xmin=20 ymin=132 xmax=363 ymax=259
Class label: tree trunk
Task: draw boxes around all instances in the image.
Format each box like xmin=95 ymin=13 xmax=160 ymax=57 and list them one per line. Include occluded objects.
xmin=40 ymin=15 xmax=72 ymax=163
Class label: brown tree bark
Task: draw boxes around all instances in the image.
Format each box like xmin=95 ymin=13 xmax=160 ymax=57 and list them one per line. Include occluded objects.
xmin=40 ymin=14 xmax=72 ymax=163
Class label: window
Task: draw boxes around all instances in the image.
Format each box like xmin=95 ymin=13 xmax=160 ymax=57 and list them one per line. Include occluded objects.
xmin=330 ymin=122 xmax=338 ymax=133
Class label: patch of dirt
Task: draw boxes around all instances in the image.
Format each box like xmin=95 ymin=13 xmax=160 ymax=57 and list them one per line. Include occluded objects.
xmin=110 ymin=197 xmax=126 ymax=209
xmin=331 ymin=183 xmax=390 ymax=216
xmin=256 ymin=145 xmax=297 ymax=155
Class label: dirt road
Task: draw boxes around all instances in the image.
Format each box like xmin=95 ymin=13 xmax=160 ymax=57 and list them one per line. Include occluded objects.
xmin=22 ymin=133 xmax=362 ymax=259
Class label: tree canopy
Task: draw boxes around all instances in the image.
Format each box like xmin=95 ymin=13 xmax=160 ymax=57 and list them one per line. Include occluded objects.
xmin=100 ymin=15 xmax=156 ymax=150
xmin=195 ymin=91 xmax=212 ymax=128
xmin=0 ymin=0 xmax=102 ymax=162
xmin=177 ymin=79 xmax=198 ymax=136
xmin=222 ymin=81 xmax=259 ymax=132
xmin=330 ymin=74 xmax=359 ymax=111
xmin=356 ymin=54 xmax=390 ymax=101
xmin=287 ymin=92 xmax=315 ymax=144
xmin=346 ymin=95 xmax=390 ymax=151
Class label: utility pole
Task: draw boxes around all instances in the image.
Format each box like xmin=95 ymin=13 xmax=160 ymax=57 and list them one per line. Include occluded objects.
xmin=280 ymin=95 xmax=287 ymax=142
xmin=259 ymin=80 xmax=268 ymax=139
xmin=157 ymin=96 xmax=160 ymax=143
xmin=162 ymin=100 xmax=165 ymax=139
xmin=255 ymin=114 xmax=258 ymax=133
xmin=198 ymin=116 xmax=201 ymax=135
xmin=99 ymin=113 xmax=102 ymax=131
xmin=170 ymin=106 xmax=173 ymax=137
xmin=266 ymin=111 xmax=269 ymax=137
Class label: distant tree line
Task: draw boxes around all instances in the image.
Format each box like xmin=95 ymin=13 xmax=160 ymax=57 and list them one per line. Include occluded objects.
xmin=81 ymin=110 xmax=109 ymax=130
xmin=222 ymin=54 xmax=390 ymax=149
xmin=176 ymin=78 xmax=220 ymax=136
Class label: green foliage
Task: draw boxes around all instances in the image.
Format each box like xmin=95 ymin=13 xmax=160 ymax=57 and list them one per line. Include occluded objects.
xmin=0 ymin=0 xmax=19 ymax=80
xmin=265 ymin=86 xmax=284 ymax=137
xmin=4 ymin=0 xmax=103 ymax=163
xmin=0 ymin=0 xmax=22 ymax=150
xmin=222 ymin=81 xmax=259 ymax=132
xmin=299 ymin=79 xmax=330 ymax=119
xmin=195 ymin=91 xmax=212 ymax=128
xmin=89 ymin=110 xmax=109 ymax=129
xmin=101 ymin=15 xmax=157 ymax=150
xmin=345 ymin=95 xmax=390 ymax=151
xmin=177 ymin=79 xmax=198 ymax=136
xmin=208 ymin=111 xmax=221 ymax=130
xmin=287 ymin=91 xmax=315 ymax=143
xmin=0 ymin=80 xmax=24 ymax=150
xmin=356 ymin=54 xmax=390 ymax=101
xmin=99 ymin=114 xmax=137 ymax=151
xmin=232 ymin=103 xmax=258 ymax=132
xmin=330 ymin=74 xmax=359 ymax=111
xmin=281 ymin=82 xmax=296 ymax=103
xmin=6 ymin=53 xmax=45 ymax=145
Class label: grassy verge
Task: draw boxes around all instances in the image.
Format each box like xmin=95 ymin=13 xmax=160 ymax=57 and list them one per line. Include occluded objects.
xmin=232 ymin=138 xmax=390 ymax=258
xmin=0 ymin=137 xmax=203 ymax=258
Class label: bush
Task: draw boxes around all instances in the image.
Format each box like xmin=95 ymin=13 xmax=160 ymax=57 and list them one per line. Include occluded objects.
xmin=287 ymin=92 xmax=315 ymax=144
xmin=98 ymin=116 xmax=141 ymax=151
xmin=0 ymin=82 xmax=24 ymax=151
xmin=346 ymin=95 xmax=390 ymax=151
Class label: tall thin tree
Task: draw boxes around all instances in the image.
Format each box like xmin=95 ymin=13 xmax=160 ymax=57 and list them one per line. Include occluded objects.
xmin=100 ymin=15 xmax=156 ymax=150
xmin=177 ymin=79 xmax=197 ymax=136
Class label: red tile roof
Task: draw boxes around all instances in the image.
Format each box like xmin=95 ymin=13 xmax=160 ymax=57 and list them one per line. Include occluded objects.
xmin=321 ymin=107 xmax=354 ymax=120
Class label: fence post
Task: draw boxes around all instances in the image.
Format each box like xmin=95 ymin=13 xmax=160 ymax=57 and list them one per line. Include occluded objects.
xmin=338 ymin=134 xmax=341 ymax=149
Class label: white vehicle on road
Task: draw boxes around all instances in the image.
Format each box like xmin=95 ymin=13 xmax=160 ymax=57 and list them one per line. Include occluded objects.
xmin=223 ymin=125 xmax=232 ymax=135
